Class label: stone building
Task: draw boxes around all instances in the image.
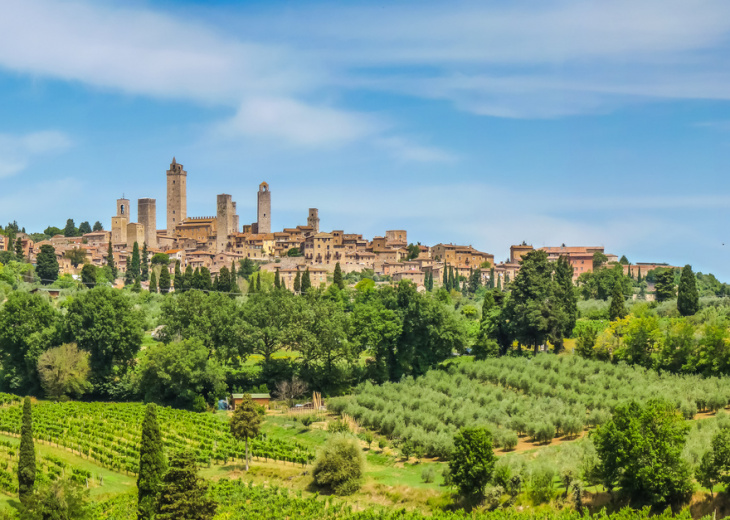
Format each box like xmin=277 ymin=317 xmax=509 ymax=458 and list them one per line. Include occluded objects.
xmin=431 ymin=243 xmax=493 ymax=268
xmin=510 ymin=243 xmax=533 ymax=264
xmin=138 ymin=198 xmax=157 ymax=248
xmin=126 ymin=222 xmax=145 ymax=249
xmin=166 ymin=158 xmax=187 ymax=237
xmin=307 ymin=208 xmax=320 ymax=234
xmin=256 ymin=182 xmax=271 ymax=234
xmin=111 ymin=198 xmax=130 ymax=245
xmin=216 ymin=194 xmax=238 ymax=253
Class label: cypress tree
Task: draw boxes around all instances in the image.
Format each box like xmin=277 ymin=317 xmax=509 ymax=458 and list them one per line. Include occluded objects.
xmin=256 ymin=274 xmax=261 ymax=292
xmin=637 ymin=266 xmax=642 ymax=283
xmin=461 ymin=280 xmax=468 ymax=296
xmin=294 ymin=271 xmax=301 ymax=293
xmin=201 ymin=267 xmax=213 ymax=291
xmin=489 ymin=268 xmax=495 ymax=289
xmin=274 ymin=269 xmax=281 ymax=289
xmin=15 ymin=237 xmax=24 ymax=261
xmin=497 ymin=276 xmax=502 ymax=291
xmin=141 ymin=243 xmax=149 ymax=282
xmin=333 ymin=262 xmax=344 ymax=289
xmin=442 ymin=264 xmax=448 ymax=288
xmin=218 ymin=267 xmax=232 ymax=293
xmin=677 ymin=264 xmax=700 ymax=317
xmin=138 ymin=403 xmax=166 ymax=520
xmin=301 ymin=268 xmax=312 ymax=292
xmin=212 ymin=274 xmax=219 ymax=292
xmin=130 ymin=242 xmax=141 ymax=281
xmin=36 ymin=244 xmax=59 ymax=285
xmin=193 ymin=267 xmax=203 ymax=290
xmin=149 ymin=270 xmax=158 ymax=293
xmin=159 ymin=267 xmax=171 ymax=294
xmin=231 ymin=261 xmax=237 ymax=283
xmin=18 ymin=396 xmax=35 ymax=503
xmin=174 ymin=260 xmax=183 ymax=292
xmin=449 ymin=267 xmax=455 ymax=291
xmin=183 ymin=265 xmax=194 ymax=292
xmin=133 ymin=276 xmax=142 ymax=293
xmin=608 ymin=280 xmax=627 ymax=321
xmin=107 ymin=241 xmax=117 ymax=280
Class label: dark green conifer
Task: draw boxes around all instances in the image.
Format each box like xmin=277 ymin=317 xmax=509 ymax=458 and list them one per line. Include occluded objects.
xmin=677 ymin=264 xmax=699 ymax=316
xmin=138 ymin=403 xmax=166 ymax=520
xmin=333 ymin=262 xmax=345 ymax=289
xmin=294 ymin=271 xmax=301 ymax=293
xmin=442 ymin=265 xmax=448 ymax=288
xmin=15 ymin=238 xmax=24 ymax=261
xmin=18 ymin=396 xmax=35 ymax=503
xmin=149 ymin=270 xmax=158 ymax=293
xmin=141 ymin=243 xmax=149 ymax=282
xmin=155 ymin=451 xmax=215 ymax=520
xmin=274 ymin=269 xmax=281 ymax=289
xmin=159 ymin=267 xmax=171 ymax=294
xmin=107 ymin=241 xmax=117 ymax=280
xmin=256 ymin=274 xmax=261 ymax=292
xmin=174 ymin=260 xmax=183 ymax=291
xmin=608 ymin=281 xmax=627 ymax=321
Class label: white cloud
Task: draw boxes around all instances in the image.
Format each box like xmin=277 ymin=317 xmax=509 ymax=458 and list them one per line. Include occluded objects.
xmin=376 ymin=137 xmax=457 ymax=163
xmin=0 ymin=131 xmax=72 ymax=178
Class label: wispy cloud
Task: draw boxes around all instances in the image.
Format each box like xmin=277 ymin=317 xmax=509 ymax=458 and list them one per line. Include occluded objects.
xmin=0 ymin=131 xmax=72 ymax=178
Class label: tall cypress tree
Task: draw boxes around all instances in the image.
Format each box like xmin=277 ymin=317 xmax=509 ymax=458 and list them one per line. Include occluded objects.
xmin=255 ymin=274 xmax=261 ymax=292
xmin=554 ymin=256 xmax=577 ymax=351
xmin=274 ymin=269 xmax=281 ymax=289
xmin=677 ymin=264 xmax=700 ymax=317
xmin=231 ymin=261 xmax=237 ymax=283
xmin=141 ymin=243 xmax=149 ymax=282
xmin=489 ymin=268 xmax=495 ymax=289
xmin=637 ymin=266 xmax=642 ymax=283
xmin=201 ymin=267 xmax=213 ymax=291
xmin=218 ymin=266 xmax=231 ymax=293
xmin=442 ymin=264 xmax=448 ymax=288
xmin=193 ymin=267 xmax=203 ymax=290
xmin=293 ymin=271 xmax=301 ymax=293
xmin=127 ymin=242 xmax=141 ymax=286
xmin=18 ymin=396 xmax=35 ymax=503
xmin=15 ymin=237 xmax=24 ymax=261
xmin=301 ymin=268 xmax=311 ymax=292
xmin=149 ymin=270 xmax=158 ymax=293
xmin=107 ymin=241 xmax=117 ymax=280
xmin=608 ymin=280 xmax=627 ymax=321
xmin=174 ymin=260 xmax=183 ymax=291
xmin=183 ymin=265 xmax=194 ymax=292
xmin=159 ymin=267 xmax=171 ymax=294
xmin=138 ymin=403 xmax=166 ymax=520
xmin=333 ymin=262 xmax=344 ymax=289
xmin=449 ymin=267 xmax=455 ymax=291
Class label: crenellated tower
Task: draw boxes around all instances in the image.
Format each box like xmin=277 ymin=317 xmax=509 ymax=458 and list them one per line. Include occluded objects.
xmin=166 ymin=157 xmax=187 ymax=237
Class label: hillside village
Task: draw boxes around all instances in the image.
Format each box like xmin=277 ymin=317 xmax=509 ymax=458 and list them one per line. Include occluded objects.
xmin=0 ymin=158 xmax=677 ymax=292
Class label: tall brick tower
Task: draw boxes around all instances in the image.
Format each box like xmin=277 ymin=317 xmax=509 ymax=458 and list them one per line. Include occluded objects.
xmin=111 ymin=197 xmax=130 ymax=245
xmin=138 ymin=198 xmax=157 ymax=249
xmin=216 ymin=194 xmax=237 ymax=253
xmin=166 ymin=157 xmax=187 ymax=237
xmin=307 ymin=208 xmax=320 ymax=234
xmin=257 ymin=182 xmax=271 ymax=234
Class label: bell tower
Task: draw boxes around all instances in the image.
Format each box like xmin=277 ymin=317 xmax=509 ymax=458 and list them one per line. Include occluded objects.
xmin=111 ymin=197 xmax=130 ymax=245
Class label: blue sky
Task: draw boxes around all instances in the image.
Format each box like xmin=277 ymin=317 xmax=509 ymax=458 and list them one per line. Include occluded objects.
xmin=2 ymin=0 xmax=730 ymax=278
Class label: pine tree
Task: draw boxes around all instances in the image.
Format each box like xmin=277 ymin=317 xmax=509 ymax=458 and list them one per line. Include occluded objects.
xmin=174 ymin=260 xmax=182 ymax=292
xmin=553 ymin=256 xmax=577 ymax=352
xmin=159 ymin=267 xmax=171 ymax=294
xmin=93 ymin=221 xmax=103 ymax=232
xmin=149 ymin=270 xmax=158 ymax=293
xmin=274 ymin=269 xmax=281 ymax=289
xmin=608 ymin=280 xmax=627 ymax=321
xmin=293 ymin=271 xmax=301 ymax=293
xmin=655 ymin=268 xmax=677 ymax=302
xmin=18 ymin=396 xmax=35 ymax=503
xmin=184 ymin=265 xmax=194 ymax=292
xmin=637 ymin=267 xmax=642 ymax=283
xmin=155 ymin=451 xmax=216 ymax=520
xmin=229 ymin=395 xmax=262 ymax=471
xmin=141 ymin=243 xmax=149 ymax=282
xmin=301 ymin=268 xmax=312 ymax=292
xmin=107 ymin=241 xmax=117 ymax=280
xmin=36 ymin=244 xmax=59 ymax=285
xmin=677 ymin=264 xmax=700 ymax=317
xmin=15 ymin=237 xmax=24 ymax=261
xmin=218 ymin=266 xmax=231 ymax=293
xmin=138 ymin=403 xmax=166 ymax=520
xmin=333 ymin=262 xmax=344 ymax=289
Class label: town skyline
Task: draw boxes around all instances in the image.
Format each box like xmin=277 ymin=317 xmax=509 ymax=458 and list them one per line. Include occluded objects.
xmin=2 ymin=1 xmax=730 ymax=278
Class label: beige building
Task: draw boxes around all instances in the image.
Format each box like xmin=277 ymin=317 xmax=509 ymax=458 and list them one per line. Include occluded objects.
xmin=166 ymin=158 xmax=187 ymax=236
xmin=138 ymin=198 xmax=157 ymax=248
xmin=256 ymin=182 xmax=271 ymax=234
xmin=431 ymin=243 xmax=494 ymax=268
xmin=126 ymin=223 xmax=145 ymax=249
xmin=111 ymin=198 xmax=130 ymax=245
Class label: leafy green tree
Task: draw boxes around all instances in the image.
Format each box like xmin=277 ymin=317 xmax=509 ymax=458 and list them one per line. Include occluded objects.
xmin=173 ymin=260 xmax=183 ymax=292
xmin=677 ymin=265 xmax=699 ymax=316
xmin=593 ymin=399 xmax=692 ymax=506
xmin=63 ymin=219 xmax=78 ymax=237
xmin=141 ymin=243 xmax=149 ymax=282
xmin=159 ymin=267 xmax=171 ymax=294
xmin=151 ymin=253 xmax=170 ymax=266
xmin=696 ymin=450 xmax=720 ymax=498
xmin=78 ymin=221 xmax=92 ymax=235
xmin=200 ymin=267 xmax=212 ymax=291
xmin=608 ymin=281 xmax=627 ymax=321
xmin=312 ymin=434 xmax=364 ymax=496
xmin=126 ymin=242 xmax=141 ymax=286
xmin=301 ymin=268 xmax=312 ymax=292
xmin=0 ymin=291 xmax=59 ymax=393
xmin=149 ymin=270 xmax=158 ymax=293
xmin=15 ymin=237 xmax=24 ymax=261
xmin=64 ymin=286 xmax=143 ymax=389
xmin=351 ymin=300 xmax=402 ymax=384
xmin=92 ymin=221 xmax=103 ymax=232
xmin=18 ymin=478 xmax=92 ymax=519
xmin=655 ymin=268 xmax=677 ymax=302
xmin=18 ymin=396 xmax=35 ymax=503
xmin=81 ymin=264 xmax=96 ymax=288
xmin=183 ymin=265 xmax=194 ymax=292
xmin=106 ymin=241 xmax=117 ymax=280
xmin=293 ymin=271 xmax=301 ymax=293
xmin=137 ymin=339 xmax=226 ymax=409
xmin=334 ymin=262 xmax=345 ymax=289
xmin=64 ymin=247 xmax=87 ymax=268
xmin=229 ymin=395 xmax=261 ymax=471
xmin=238 ymin=258 xmax=258 ymax=280
xmin=616 ymin=314 xmax=660 ymax=368
xmin=406 ymin=243 xmax=420 ymax=260
xmin=449 ymin=427 xmax=496 ymax=498
xmin=37 ymin=343 xmax=90 ymax=400
xmin=239 ymin=291 xmax=297 ymax=366
xmin=44 ymin=226 xmax=63 ymax=237
xmin=592 ymin=251 xmax=608 ymax=270
xmin=138 ymin=403 xmax=166 ymax=520
xmin=36 ymin=244 xmax=59 ymax=285
xmin=155 ymin=451 xmax=216 ymax=520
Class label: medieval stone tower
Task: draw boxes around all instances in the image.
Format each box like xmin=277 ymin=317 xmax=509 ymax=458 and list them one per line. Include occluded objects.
xmin=166 ymin=158 xmax=187 ymax=236
xmin=307 ymin=208 xmax=320 ymax=233
xmin=111 ymin=197 xmax=130 ymax=245
xmin=257 ymin=182 xmax=271 ymax=234
xmin=137 ymin=198 xmax=157 ymax=249
xmin=216 ymin=194 xmax=237 ymax=253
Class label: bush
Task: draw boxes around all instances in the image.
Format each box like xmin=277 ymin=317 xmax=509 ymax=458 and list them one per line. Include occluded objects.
xmin=527 ymin=465 xmax=555 ymax=504
xmin=301 ymin=415 xmax=316 ymax=427
xmin=483 ymin=485 xmax=504 ymax=510
xmin=327 ymin=419 xmax=350 ymax=434
xmin=421 ymin=466 xmax=435 ymax=483
xmin=312 ymin=434 xmax=364 ymax=496
xmin=501 ymin=430 xmax=519 ymax=451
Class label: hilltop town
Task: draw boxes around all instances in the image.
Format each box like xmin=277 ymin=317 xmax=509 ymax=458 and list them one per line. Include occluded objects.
xmin=1 ymin=158 xmax=676 ymax=292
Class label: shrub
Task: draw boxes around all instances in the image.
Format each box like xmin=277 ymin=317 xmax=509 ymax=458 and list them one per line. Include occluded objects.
xmin=483 ymin=485 xmax=504 ymax=510
xmin=421 ymin=466 xmax=435 ymax=483
xmin=301 ymin=415 xmax=316 ymax=427
xmin=501 ymin=431 xmax=518 ymax=451
xmin=312 ymin=434 xmax=364 ymax=496
xmin=527 ymin=465 xmax=555 ymax=504
xmin=327 ymin=420 xmax=350 ymax=434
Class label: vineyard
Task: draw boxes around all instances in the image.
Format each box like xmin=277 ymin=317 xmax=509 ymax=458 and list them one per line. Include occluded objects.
xmin=0 ymin=401 xmax=313 ymax=475
xmin=329 ymin=356 xmax=730 ymax=458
